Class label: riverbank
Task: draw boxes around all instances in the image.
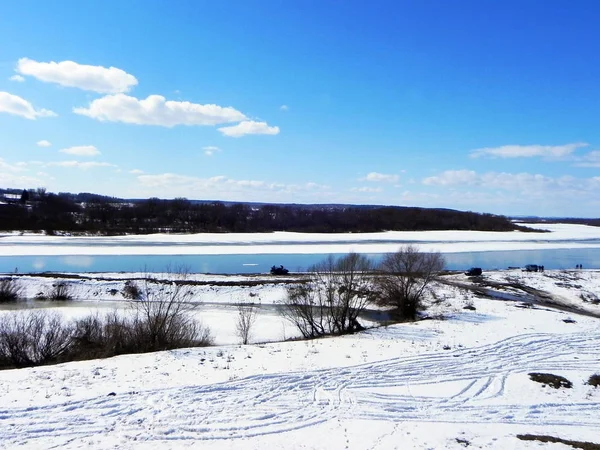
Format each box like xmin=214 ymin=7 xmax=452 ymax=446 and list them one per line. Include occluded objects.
xmin=2 ymin=268 xmax=599 ymax=308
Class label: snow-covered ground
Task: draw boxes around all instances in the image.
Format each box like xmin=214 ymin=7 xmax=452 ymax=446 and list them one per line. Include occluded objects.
xmin=2 ymin=222 xmax=600 ymax=255
xmin=1 ymin=270 xmax=600 ymax=448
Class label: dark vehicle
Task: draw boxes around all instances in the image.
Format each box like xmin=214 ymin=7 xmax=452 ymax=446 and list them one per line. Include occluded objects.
xmin=465 ymin=267 xmax=482 ymax=276
xmin=270 ymin=265 xmax=289 ymax=275
xmin=524 ymin=264 xmax=539 ymax=272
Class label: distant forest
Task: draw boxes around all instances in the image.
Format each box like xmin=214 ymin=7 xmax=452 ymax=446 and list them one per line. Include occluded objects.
xmin=0 ymin=188 xmax=540 ymax=235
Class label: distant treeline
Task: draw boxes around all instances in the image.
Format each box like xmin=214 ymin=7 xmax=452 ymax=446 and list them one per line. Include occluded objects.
xmin=0 ymin=188 xmax=540 ymax=234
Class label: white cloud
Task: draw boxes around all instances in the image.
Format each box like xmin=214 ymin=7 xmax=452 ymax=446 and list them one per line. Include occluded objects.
xmin=280 ymin=104 xmax=289 ymax=111
xmin=360 ymin=172 xmax=399 ymax=183
xmin=0 ymin=91 xmax=56 ymax=119
xmin=574 ymin=151 xmax=600 ymax=168
xmin=59 ymin=145 xmax=101 ymax=157
xmin=74 ymin=94 xmax=246 ymax=127
xmin=135 ymin=173 xmax=326 ymax=200
xmin=218 ymin=120 xmax=280 ymax=137
xmin=203 ymin=146 xmax=221 ymax=156
xmin=9 ymin=74 xmax=25 ymax=82
xmin=129 ymin=169 xmax=144 ymax=174
xmin=0 ymin=158 xmax=23 ymax=172
xmin=423 ymin=170 xmax=478 ymax=186
xmin=470 ymin=142 xmax=587 ymax=159
xmin=421 ymin=169 xmax=597 ymax=194
xmin=0 ymin=171 xmax=44 ymax=187
xmin=350 ymin=186 xmax=383 ymax=193
xmin=37 ymin=140 xmax=52 ymax=147
xmin=49 ymin=161 xmax=116 ymax=170
xmin=16 ymin=57 xmax=138 ymax=94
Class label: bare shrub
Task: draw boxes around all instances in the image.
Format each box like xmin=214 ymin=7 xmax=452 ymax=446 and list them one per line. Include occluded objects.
xmin=587 ymin=374 xmax=600 ymax=388
xmin=47 ymin=281 xmax=72 ymax=301
xmin=70 ymin=311 xmax=129 ymax=359
xmin=0 ymin=311 xmax=73 ymax=368
xmin=128 ymin=272 xmax=213 ymax=351
xmin=122 ymin=280 xmax=141 ymax=299
xmin=280 ymin=253 xmax=374 ymax=338
xmin=517 ymin=434 xmax=600 ymax=449
xmin=0 ymin=278 xmax=23 ymax=302
xmin=236 ymin=298 xmax=258 ymax=345
xmin=374 ymin=245 xmax=445 ymax=321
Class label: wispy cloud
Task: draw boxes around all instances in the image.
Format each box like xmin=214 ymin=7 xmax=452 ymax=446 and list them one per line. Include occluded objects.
xmin=0 ymin=91 xmax=56 ymax=120
xmin=16 ymin=58 xmax=138 ymax=94
xmin=573 ymin=150 xmax=600 ymax=168
xmin=360 ymin=172 xmax=399 ymax=183
xmin=351 ymin=186 xmax=383 ymax=193
xmin=74 ymin=94 xmax=246 ymax=127
xmin=36 ymin=140 xmax=52 ymax=147
xmin=470 ymin=142 xmax=587 ymax=159
xmin=59 ymin=145 xmax=101 ymax=157
xmin=422 ymin=169 xmax=599 ymax=193
xmin=135 ymin=172 xmax=325 ymax=200
xmin=9 ymin=74 xmax=25 ymax=82
xmin=280 ymin=104 xmax=289 ymax=111
xmin=203 ymin=146 xmax=221 ymax=156
xmin=49 ymin=161 xmax=116 ymax=170
xmin=218 ymin=120 xmax=279 ymax=137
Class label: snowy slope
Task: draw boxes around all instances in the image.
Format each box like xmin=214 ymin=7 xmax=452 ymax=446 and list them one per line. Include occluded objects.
xmin=1 ymin=274 xmax=599 ymax=449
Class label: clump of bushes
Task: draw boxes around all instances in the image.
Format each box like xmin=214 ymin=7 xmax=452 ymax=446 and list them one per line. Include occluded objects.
xmin=588 ymin=374 xmax=600 ymax=388
xmin=0 ymin=278 xmax=213 ymax=369
xmin=43 ymin=281 xmax=72 ymax=301
xmin=122 ymin=280 xmax=141 ymax=299
xmin=0 ymin=278 xmax=23 ymax=302
xmin=70 ymin=311 xmax=213 ymax=360
xmin=0 ymin=311 xmax=72 ymax=367
xmin=528 ymin=372 xmax=573 ymax=389
xmin=33 ymin=281 xmax=74 ymax=301
xmin=517 ymin=434 xmax=600 ymax=449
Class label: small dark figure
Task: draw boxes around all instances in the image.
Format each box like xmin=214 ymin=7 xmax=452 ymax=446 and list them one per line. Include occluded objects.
xmin=540 ymin=265 xmax=544 ymax=272
xmin=270 ymin=265 xmax=289 ymax=275
xmin=349 ymin=318 xmax=365 ymax=332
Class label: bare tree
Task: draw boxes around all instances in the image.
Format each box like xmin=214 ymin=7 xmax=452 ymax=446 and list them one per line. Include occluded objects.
xmin=374 ymin=245 xmax=445 ymax=320
xmin=128 ymin=270 xmax=213 ymax=352
xmin=280 ymin=253 xmax=374 ymax=338
xmin=236 ymin=298 xmax=258 ymax=345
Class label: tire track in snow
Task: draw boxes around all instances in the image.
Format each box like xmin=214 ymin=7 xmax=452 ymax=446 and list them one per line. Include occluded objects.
xmin=1 ymin=331 xmax=599 ymax=446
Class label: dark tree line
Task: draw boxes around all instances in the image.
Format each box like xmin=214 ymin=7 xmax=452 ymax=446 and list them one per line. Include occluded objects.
xmin=0 ymin=188 xmax=538 ymax=234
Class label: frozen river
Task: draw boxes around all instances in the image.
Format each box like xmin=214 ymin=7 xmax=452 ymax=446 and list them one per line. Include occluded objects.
xmin=1 ymin=223 xmax=600 ymax=273
xmin=1 ymin=247 xmax=600 ymax=273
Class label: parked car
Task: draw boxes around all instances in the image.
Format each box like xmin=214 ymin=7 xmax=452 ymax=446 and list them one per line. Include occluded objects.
xmin=524 ymin=264 xmax=539 ymax=272
xmin=465 ymin=267 xmax=482 ymax=276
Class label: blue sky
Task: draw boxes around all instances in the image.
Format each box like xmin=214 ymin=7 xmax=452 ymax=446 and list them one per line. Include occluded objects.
xmin=1 ymin=0 xmax=599 ymax=217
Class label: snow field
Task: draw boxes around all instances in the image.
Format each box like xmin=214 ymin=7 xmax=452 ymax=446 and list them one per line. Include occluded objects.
xmin=1 ymin=274 xmax=600 ymax=448
xmin=2 ymin=222 xmax=600 ymax=256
